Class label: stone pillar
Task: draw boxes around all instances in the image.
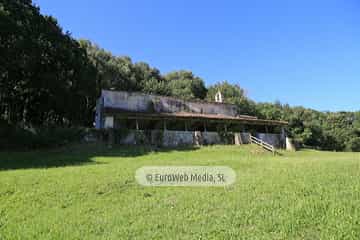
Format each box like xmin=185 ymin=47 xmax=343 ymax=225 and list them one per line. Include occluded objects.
xmin=286 ymin=137 xmax=296 ymax=151
xmin=194 ymin=131 xmax=203 ymax=146
xmin=104 ymin=116 xmax=115 ymax=147
xmin=281 ymin=127 xmax=286 ymax=149
xmin=108 ymin=129 xmax=114 ymax=148
xmin=234 ymin=133 xmax=242 ymax=145
xmin=104 ymin=116 xmax=114 ymax=128
xmin=136 ymin=119 xmax=139 ymax=130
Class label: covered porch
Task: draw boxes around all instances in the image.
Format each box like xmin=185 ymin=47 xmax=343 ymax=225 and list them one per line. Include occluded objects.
xmin=102 ymin=111 xmax=288 ymax=148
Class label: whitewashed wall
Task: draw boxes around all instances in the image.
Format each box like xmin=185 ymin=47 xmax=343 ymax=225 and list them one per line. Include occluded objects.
xmin=101 ymin=90 xmax=238 ymax=116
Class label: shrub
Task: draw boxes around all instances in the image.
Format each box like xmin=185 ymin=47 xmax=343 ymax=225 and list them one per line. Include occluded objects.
xmin=218 ymin=131 xmax=235 ymax=144
xmin=0 ymin=121 xmax=86 ymax=150
xmin=346 ymin=137 xmax=360 ymax=152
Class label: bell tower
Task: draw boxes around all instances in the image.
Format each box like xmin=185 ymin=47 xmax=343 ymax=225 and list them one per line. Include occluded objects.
xmin=215 ymin=90 xmax=223 ymax=103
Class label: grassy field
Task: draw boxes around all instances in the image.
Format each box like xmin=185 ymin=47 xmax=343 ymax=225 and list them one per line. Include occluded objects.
xmin=1 ymin=144 xmax=360 ymax=239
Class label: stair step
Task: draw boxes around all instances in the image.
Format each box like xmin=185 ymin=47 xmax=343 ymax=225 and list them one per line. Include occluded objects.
xmin=250 ymin=135 xmax=278 ymax=155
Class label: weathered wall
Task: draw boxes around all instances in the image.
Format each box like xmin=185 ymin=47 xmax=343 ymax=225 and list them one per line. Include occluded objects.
xmin=239 ymin=133 xmax=251 ymax=144
xmin=162 ymin=130 xmax=194 ymax=147
xmin=203 ymin=132 xmax=222 ymax=145
xmin=101 ymin=90 xmax=238 ymax=116
xmin=256 ymin=133 xmax=283 ymax=148
xmin=116 ymin=130 xmax=223 ymax=146
xmin=120 ymin=131 xmax=136 ymax=145
xmin=100 ymin=129 xmax=284 ymax=148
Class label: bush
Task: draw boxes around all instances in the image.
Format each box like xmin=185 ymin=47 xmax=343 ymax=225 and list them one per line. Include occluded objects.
xmin=218 ymin=131 xmax=235 ymax=144
xmin=0 ymin=121 xmax=86 ymax=150
xmin=34 ymin=127 xmax=86 ymax=148
xmin=346 ymin=137 xmax=360 ymax=152
xmin=0 ymin=122 xmax=34 ymax=149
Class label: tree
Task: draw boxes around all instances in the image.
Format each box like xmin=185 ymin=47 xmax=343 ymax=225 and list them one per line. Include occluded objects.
xmin=79 ymin=40 xmax=171 ymax=96
xmin=346 ymin=137 xmax=360 ymax=152
xmin=164 ymin=71 xmax=207 ymax=100
xmin=0 ymin=0 xmax=96 ymax=126
xmin=133 ymin=62 xmax=170 ymax=95
xmin=207 ymin=81 xmax=258 ymax=115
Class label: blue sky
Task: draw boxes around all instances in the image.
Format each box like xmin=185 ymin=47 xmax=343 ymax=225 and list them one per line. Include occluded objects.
xmin=33 ymin=0 xmax=360 ymax=111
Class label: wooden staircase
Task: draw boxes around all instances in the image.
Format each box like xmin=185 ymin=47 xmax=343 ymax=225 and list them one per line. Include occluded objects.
xmin=250 ymin=135 xmax=277 ymax=155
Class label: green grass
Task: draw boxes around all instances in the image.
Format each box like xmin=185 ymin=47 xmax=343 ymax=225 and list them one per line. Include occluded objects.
xmin=1 ymin=144 xmax=360 ymax=239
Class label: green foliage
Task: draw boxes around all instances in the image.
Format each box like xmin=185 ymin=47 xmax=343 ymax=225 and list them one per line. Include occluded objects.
xmin=134 ymin=130 xmax=152 ymax=145
xmin=217 ymin=131 xmax=235 ymax=144
xmin=164 ymin=70 xmax=207 ymax=100
xmin=254 ymin=102 xmax=360 ymax=151
xmin=113 ymin=128 xmax=130 ymax=143
xmin=0 ymin=0 xmax=96 ymax=126
xmin=79 ymin=42 xmax=208 ymax=102
xmin=152 ymin=130 xmax=164 ymax=147
xmin=0 ymin=121 xmax=85 ymax=150
xmin=346 ymin=137 xmax=360 ymax=152
xmin=207 ymin=81 xmax=258 ymax=115
xmin=206 ymin=81 xmax=246 ymax=104
xmin=79 ymin=40 xmax=173 ymax=97
xmin=1 ymin=1 xmax=360 ymax=152
xmin=141 ymin=77 xmax=171 ymax=96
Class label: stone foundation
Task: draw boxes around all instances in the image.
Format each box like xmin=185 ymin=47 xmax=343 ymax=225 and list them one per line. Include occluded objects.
xmin=162 ymin=131 xmax=193 ymax=147
xmin=256 ymin=133 xmax=284 ymax=149
xmin=203 ymin=132 xmax=221 ymax=145
xmin=100 ymin=130 xmax=284 ymax=148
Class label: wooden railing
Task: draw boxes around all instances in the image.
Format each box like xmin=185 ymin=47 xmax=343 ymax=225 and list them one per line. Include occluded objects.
xmin=250 ymin=135 xmax=276 ymax=155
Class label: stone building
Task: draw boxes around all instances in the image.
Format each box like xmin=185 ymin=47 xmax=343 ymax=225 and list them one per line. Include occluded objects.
xmin=95 ymin=90 xmax=288 ymax=148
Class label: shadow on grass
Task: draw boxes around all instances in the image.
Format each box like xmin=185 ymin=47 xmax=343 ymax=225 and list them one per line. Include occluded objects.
xmin=0 ymin=143 xmax=199 ymax=171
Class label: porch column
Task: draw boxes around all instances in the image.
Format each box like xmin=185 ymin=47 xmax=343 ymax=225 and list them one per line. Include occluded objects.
xmin=281 ymin=127 xmax=286 ymax=148
xmin=135 ymin=119 xmax=139 ymax=130
xmin=108 ymin=129 xmax=114 ymax=147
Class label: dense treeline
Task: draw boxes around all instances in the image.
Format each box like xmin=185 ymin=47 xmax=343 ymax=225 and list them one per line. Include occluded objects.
xmin=79 ymin=40 xmax=208 ymax=100
xmin=1 ymin=0 xmax=360 ymax=151
xmin=255 ymin=103 xmax=360 ymax=151
xmin=0 ymin=0 xmax=96 ymax=126
xmin=206 ymin=83 xmax=360 ymax=151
